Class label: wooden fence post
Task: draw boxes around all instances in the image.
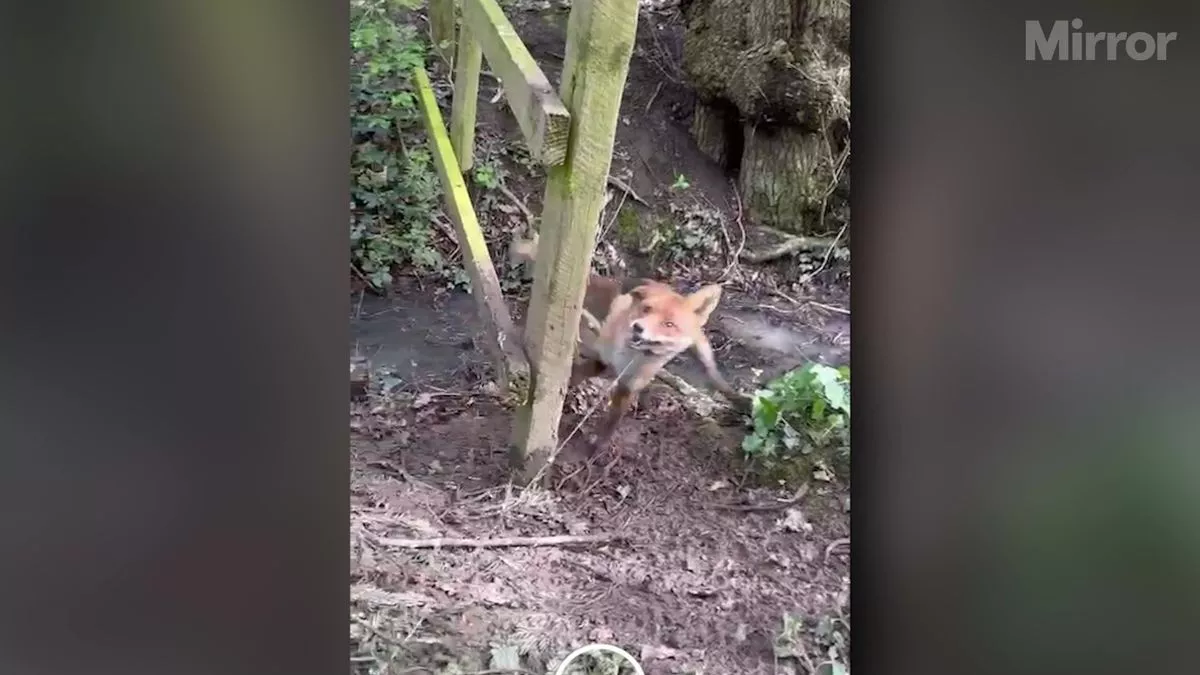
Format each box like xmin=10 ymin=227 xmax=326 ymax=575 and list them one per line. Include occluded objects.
xmin=429 ymin=0 xmax=457 ymax=67
xmin=510 ymin=0 xmax=640 ymax=483
xmin=449 ymin=23 xmax=483 ymax=171
xmin=412 ymin=67 xmax=529 ymax=388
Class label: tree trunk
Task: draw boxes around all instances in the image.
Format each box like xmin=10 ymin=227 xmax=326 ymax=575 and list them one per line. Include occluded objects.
xmin=691 ymin=101 xmax=743 ymax=168
xmin=682 ymin=0 xmax=849 ymax=236
xmin=738 ymin=124 xmax=832 ymax=234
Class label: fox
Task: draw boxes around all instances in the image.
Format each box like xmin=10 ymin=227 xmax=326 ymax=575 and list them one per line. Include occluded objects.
xmin=509 ymin=232 xmax=751 ymax=455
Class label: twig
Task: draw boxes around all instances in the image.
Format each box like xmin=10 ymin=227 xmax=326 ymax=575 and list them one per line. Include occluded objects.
xmin=371 ymin=533 xmax=625 ymax=549
xmin=598 ymin=186 xmax=628 ymax=243
xmin=712 ymin=483 xmax=811 ymax=512
xmin=644 ymin=81 xmax=665 ymax=114
xmin=607 ymin=175 xmax=650 ymax=207
xmin=720 ymin=180 xmax=747 ymax=281
xmin=824 ymin=537 xmax=850 ymax=563
xmin=769 ymin=286 xmax=803 ymax=306
xmin=351 ymin=264 xmax=376 ymax=291
xmin=498 ymin=183 xmax=536 ymax=228
xmin=800 ymin=221 xmax=848 ymax=283
xmin=637 ymin=152 xmax=660 ymax=185
xmin=808 ymin=300 xmax=850 ymax=315
xmin=431 ymin=213 xmax=459 ymax=246
xmin=352 ymin=616 xmax=407 ymax=648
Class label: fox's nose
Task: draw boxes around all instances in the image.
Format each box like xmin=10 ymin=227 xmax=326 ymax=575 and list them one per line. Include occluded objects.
xmin=631 ymin=321 xmax=644 ymax=337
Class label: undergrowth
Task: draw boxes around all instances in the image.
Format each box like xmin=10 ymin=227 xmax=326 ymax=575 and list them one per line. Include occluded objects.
xmin=350 ymin=0 xmax=444 ymax=291
xmin=774 ymin=609 xmax=851 ymax=675
xmin=743 ymin=363 xmax=850 ymax=483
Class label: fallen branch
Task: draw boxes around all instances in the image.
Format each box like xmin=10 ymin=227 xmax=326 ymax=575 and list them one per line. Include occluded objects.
xmin=431 ymin=213 xmax=459 ymax=246
xmin=712 ymin=483 xmax=811 ymax=512
xmin=824 ymin=536 xmax=850 ymax=562
xmin=371 ymin=533 xmax=625 ymax=549
xmin=653 ymin=369 xmax=728 ymax=418
xmin=607 ymin=175 xmax=650 ymax=207
xmin=644 ymin=80 xmax=665 ymax=114
xmin=498 ymin=183 xmax=536 ymax=228
xmin=808 ymin=300 xmax=850 ymax=315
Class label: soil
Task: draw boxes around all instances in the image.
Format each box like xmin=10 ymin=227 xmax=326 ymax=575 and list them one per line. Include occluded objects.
xmin=350 ymin=6 xmax=850 ymax=674
xmin=352 ymin=388 xmax=850 ymax=675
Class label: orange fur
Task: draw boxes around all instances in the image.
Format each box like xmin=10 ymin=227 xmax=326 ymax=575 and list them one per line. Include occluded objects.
xmin=509 ymin=232 xmax=749 ymax=454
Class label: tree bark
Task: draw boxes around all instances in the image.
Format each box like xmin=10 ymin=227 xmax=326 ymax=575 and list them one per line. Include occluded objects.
xmin=682 ymin=0 xmax=849 ymax=236
xmin=691 ymin=101 xmax=731 ymax=167
xmin=738 ymin=124 xmax=833 ymax=234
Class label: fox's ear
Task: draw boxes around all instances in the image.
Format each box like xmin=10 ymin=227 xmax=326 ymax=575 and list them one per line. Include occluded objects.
xmin=627 ymin=285 xmax=651 ymax=303
xmin=685 ymin=284 xmax=722 ymax=325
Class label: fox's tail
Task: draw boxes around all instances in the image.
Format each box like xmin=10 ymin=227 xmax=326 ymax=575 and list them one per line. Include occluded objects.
xmin=507 ymin=230 xmax=540 ymax=265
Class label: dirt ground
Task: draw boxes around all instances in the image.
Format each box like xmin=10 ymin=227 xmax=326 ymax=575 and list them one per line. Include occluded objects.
xmin=351 ymin=388 xmax=850 ymax=675
xmin=350 ymin=6 xmax=850 ymax=674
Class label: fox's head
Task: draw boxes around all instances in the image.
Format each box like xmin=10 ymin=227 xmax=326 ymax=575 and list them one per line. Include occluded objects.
xmin=617 ymin=282 xmax=723 ymax=356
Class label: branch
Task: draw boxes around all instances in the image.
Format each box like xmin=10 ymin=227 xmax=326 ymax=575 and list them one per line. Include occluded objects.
xmin=607 ymin=175 xmax=650 ymax=207
xmin=371 ymin=533 xmax=625 ymax=549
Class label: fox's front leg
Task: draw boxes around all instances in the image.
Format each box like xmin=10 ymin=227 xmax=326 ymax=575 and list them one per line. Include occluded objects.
xmin=588 ymin=383 xmax=638 ymax=457
xmin=691 ymin=332 xmax=752 ymax=413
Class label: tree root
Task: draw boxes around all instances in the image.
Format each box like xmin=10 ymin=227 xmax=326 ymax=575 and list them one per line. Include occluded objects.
xmin=739 ymin=225 xmax=836 ymax=264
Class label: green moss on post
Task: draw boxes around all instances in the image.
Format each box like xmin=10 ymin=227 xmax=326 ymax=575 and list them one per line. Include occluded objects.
xmin=510 ymin=0 xmax=640 ymax=484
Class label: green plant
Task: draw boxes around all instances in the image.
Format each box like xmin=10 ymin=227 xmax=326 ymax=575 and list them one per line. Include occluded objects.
xmin=632 ymin=203 xmax=723 ymax=264
xmin=472 ymin=160 xmax=504 ymax=190
xmin=774 ymin=600 xmax=850 ymax=675
xmin=350 ymin=0 xmax=445 ymax=290
xmin=670 ymin=172 xmax=690 ymax=190
xmin=743 ymin=363 xmax=850 ymax=480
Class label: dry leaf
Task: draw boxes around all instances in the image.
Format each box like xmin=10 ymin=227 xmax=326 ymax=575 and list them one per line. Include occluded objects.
xmin=640 ymin=644 xmax=682 ymax=661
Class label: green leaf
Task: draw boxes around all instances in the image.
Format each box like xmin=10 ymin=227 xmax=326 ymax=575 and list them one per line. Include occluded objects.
xmin=488 ymin=644 xmax=521 ymax=672
xmin=811 ymin=396 xmax=827 ymax=421
xmin=742 ymin=433 xmax=766 ymax=455
xmin=811 ymin=364 xmax=850 ymax=415
xmin=754 ymin=395 xmax=781 ymax=429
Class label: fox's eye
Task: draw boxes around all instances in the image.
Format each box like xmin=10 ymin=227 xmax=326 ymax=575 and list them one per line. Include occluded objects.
xmin=663 ymin=321 xmax=675 ymax=329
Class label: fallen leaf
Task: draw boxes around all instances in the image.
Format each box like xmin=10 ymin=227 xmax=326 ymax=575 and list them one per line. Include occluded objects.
xmin=640 ymin=644 xmax=681 ymax=661
xmin=412 ymin=392 xmax=434 ymax=409
xmin=779 ymin=508 xmax=811 ymax=533
xmin=489 ymin=644 xmax=521 ymax=672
